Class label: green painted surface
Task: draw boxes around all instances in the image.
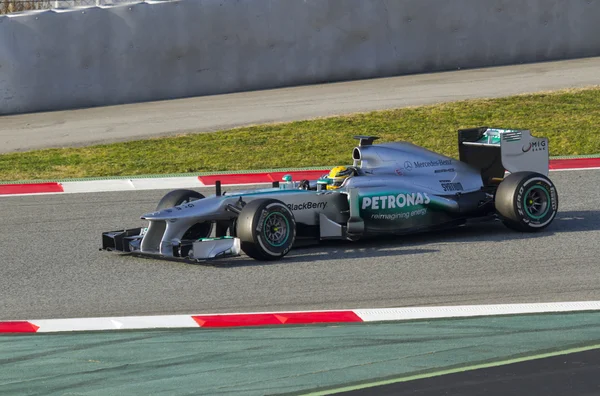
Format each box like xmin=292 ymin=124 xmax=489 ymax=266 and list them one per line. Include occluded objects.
xmin=1 ymin=312 xmax=600 ymax=395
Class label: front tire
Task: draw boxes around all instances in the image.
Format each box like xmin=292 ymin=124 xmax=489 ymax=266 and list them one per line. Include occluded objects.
xmin=236 ymin=199 xmax=296 ymax=261
xmin=156 ymin=189 xmax=204 ymax=210
xmin=495 ymin=172 xmax=559 ymax=232
xmin=156 ymin=189 xmax=213 ymax=240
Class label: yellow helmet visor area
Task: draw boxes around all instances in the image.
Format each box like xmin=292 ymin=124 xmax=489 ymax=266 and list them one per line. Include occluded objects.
xmin=326 ymin=178 xmax=346 ymax=190
xmin=326 ymin=166 xmax=354 ymax=190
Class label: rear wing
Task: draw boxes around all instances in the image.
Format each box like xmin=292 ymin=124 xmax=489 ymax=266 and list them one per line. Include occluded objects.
xmin=458 ymin=127 xmax=549 ymax=181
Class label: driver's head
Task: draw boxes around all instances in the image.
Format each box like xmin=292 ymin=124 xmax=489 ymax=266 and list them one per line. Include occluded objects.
xmin=326 ymin=166 xmax=354 ymax=190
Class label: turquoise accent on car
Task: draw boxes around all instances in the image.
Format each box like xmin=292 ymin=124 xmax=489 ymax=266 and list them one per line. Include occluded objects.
xmin=477 ymin=128 xmax=523 ymax=144
xmin=523 ymin=185 xmax=551 ymax=220
xmin=263 ymin=212 xmax=290 ymax=247
xmin=477 ymin=130 xmax=501 ymax=145
xmin=198 ymin=236 xmax=234 ymax=241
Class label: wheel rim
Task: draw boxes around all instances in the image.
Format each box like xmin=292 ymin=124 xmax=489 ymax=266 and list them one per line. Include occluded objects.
xmin=523 ymin=185 xmax=550 ymax=220
xmin=263 ymin=212 xmax=289 ymax=247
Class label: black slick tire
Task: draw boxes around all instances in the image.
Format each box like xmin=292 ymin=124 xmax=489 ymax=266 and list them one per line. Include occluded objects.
xmin=495 ymin=172 xmax=559 ymax=232
xmin=236 ymin=199 xmax=296 ymax=261
xmin=156 ymin=189 xmax=212 ymax=240
xmin=156 ymin=189 xmax=204 ymax=210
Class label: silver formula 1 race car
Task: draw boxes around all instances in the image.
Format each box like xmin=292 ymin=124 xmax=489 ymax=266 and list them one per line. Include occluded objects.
xmin=101 ymin=127 xmax=559 ymax=262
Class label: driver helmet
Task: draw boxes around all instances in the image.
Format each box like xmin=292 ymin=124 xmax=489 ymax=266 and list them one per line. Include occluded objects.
xmin=326 ymin=166 xmax=354 ymax=190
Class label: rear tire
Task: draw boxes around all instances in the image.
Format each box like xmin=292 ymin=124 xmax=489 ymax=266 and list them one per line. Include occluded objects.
xmin=236 ymin=199 xmax=296 ymax=261
xmin=495 ymin=172 xmax=559 ymax=232
xmin=156 ymin=189 xmax=213 ymax=240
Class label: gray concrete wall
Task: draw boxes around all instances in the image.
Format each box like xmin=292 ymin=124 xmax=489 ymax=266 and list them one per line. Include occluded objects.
xmin=1 ymin=0 xmax=599 ymax=115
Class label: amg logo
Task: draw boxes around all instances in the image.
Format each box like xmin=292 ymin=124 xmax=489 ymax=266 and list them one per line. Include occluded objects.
xmin=287 ymin=202 xmax=327 ymax=211
xmin=361 ymin=193 xmax=430 ymax=210
xmin=414 ymin=159 xmax=452 ymax=168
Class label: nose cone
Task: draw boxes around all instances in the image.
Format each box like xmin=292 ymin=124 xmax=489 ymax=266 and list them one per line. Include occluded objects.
xmin=140 ymin=195 xmax=225 ymax=221
xmin=141 ymin=207 xmax=188 ymax=220
xmin=141 ymin=209 xmax=168 ymax=220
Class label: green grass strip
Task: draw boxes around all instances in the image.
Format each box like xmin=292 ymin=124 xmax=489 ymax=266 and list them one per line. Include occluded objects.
xmin=1 ymin=87 xmax=599 ymax=182
xmin=0 ymin=156 xmax=597 ymax=185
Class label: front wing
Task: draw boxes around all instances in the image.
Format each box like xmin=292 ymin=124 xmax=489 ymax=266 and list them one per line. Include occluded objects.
xmin=101 ymin=228 xmax=241 ymax=262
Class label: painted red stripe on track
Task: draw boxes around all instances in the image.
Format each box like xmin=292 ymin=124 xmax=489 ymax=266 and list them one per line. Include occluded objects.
xmin=198 ymin=172 xmax=272 ymax=185
xmin=192 ymin=314 xmax=284 ymax=327
xmin=274 ymin=311 xmax=364 ymax=324
xmin=198 ymin=170 xmax=328 ymax=186
xmin=549 ymin=158 xmax=600 ymax=170
xmin=0 ymin=321 xmax=39 ymax=333
xmin=0 ymin=182 xmax=63 ymax=195
xmin=192 ymin=311 xmax=362 ymax=328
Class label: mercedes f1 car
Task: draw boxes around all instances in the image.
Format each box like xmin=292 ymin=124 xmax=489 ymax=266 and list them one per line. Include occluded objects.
xmin=101 ymin=127 xmax=559 ymax=262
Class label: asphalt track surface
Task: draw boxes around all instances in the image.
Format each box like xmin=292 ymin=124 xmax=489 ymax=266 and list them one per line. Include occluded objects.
xmin=1 ymin=57 xmax=600 ymax=153
xmin=1 ymin=170 xmax=599 ymax=320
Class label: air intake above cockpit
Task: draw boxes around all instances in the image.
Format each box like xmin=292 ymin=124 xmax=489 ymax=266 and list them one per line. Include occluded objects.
xmin=353 ymin=135 xmax=379 ymax=147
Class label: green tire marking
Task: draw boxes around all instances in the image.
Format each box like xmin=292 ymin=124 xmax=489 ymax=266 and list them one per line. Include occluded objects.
xmin=523 ymin=185 xmax=550 ymax=220
xmin=263 ymin=212 xmax=290 ymax=247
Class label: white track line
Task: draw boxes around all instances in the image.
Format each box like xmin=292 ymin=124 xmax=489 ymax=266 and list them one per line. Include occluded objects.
xmin=31 ymin=315 xmax=199 ymax=332
xmin=354 ymin=301 xmax=600 ymax=322
xmin=61 ymin=176 xmax=205 ymax=193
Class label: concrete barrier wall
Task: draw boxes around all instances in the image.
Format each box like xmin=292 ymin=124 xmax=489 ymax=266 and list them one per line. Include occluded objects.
xmin=1 ymin=0 xmax=599 ymax=115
